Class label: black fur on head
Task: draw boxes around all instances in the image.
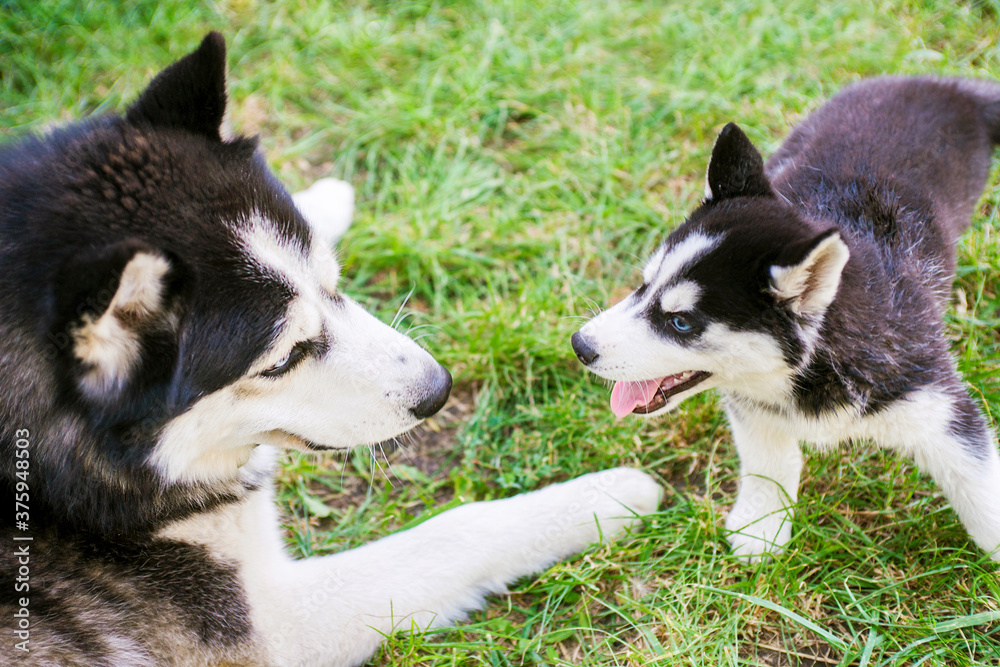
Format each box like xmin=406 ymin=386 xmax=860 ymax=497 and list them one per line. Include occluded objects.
xmin=646 ymin=119 xmax=853 ymax=373
xmin=706 ymin=123 xmax=774 ymax=201
xmin=0 ymin=33 xmax=308 ymax=536
xmin=663 ymin=198 xmax=824 ymax=363
xmin=651 ymin=123 xmax=847 ymax=356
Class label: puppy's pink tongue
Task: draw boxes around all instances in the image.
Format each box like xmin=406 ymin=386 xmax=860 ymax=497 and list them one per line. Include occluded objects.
xmin=610 ymin=378 xmax=663 ymax=418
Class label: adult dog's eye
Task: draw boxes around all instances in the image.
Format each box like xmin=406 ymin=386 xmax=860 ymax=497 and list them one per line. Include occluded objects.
xmin=670 ymin=315 xmax=694 ymax=333
xmin=261 ymin=343 xmax=309 ymax=378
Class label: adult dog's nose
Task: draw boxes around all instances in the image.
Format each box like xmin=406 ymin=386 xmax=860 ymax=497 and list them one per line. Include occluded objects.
xmin=571 ymin=331 xmax=600 ymax=365
xmin=411 ymin=364 xmax=453 ymax=419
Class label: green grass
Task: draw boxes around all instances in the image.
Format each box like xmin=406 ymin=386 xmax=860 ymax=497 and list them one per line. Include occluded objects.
xmin=4 ymin=0 xmax=1000 ymax=664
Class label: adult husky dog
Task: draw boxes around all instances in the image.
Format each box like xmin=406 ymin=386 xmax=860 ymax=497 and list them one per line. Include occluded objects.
xmin=0 ymin=34 xmax=661 ymax=665
xmin=572 ymin=77 xmax=1000 ymax=562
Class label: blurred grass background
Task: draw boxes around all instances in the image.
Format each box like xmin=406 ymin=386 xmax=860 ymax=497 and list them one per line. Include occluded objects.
xmin=3 ymin=0 xmax=999 ymax=664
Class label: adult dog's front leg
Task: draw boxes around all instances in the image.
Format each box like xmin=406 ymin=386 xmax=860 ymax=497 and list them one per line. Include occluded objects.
xmin=253 ymin=467 xmax=661 ymax=666
xmin=724 ymin=402 xmax=802 ymax=562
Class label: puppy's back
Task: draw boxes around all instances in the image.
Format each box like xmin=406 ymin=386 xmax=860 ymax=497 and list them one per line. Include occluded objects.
xmin=768 ymin=76 xmax=1000 ymax=246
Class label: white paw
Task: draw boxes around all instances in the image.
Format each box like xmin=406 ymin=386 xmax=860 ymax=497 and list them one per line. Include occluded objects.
xmin=292 ymin=178 xmax=354 ymax=243
xmin=459 ymin=468 xmax=661 ymax=585
xmin=725 ymin=508 xmax=792 ymax=563
xmin=568 ymin=467 xmax=662 ymax=542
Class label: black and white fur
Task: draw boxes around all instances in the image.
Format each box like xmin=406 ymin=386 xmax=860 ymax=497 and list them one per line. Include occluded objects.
xmin=573 ymin=76 xmax=1000 ymax=562
xmin=0 ymin=34 xmax=661 ymax=665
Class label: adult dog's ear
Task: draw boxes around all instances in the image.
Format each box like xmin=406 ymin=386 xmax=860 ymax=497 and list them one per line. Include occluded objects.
xmin=705 ymin=123 xmax=773 ymax=201
xmin=49 ymin=241 xmax=187 ymax=400
xmin=769 ymin=229 xmax=850 ymax=320
xmin=126 ymin=31 xmax=228 ymax=141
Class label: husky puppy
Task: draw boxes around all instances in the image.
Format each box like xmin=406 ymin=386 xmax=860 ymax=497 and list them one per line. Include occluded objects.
xmin=572 ymin=77 xmax=1000 ymax=562
xmin=0 ymin=34 xmax=661 ymax=666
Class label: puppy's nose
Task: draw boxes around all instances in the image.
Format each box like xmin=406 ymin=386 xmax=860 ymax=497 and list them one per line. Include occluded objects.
xmin=571 ymin=331 xmax=600 ymax=365
xmin=411 ymin=364 xmax=452 ymax=419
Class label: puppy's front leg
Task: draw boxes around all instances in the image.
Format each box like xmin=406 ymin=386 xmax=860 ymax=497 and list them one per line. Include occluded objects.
xmin=254 ymin=467 xmax=661 ymax=666
xmin=723 ymin=401 xmax=802 ymax=562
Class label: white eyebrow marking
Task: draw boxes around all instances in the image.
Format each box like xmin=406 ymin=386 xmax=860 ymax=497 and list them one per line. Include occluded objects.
xmin=239 ymin=212 xmax=310 ymax=287
xmin=635 ymin=233 xmax=719 ymax=312
xmin=642 ymin=245 xmax=667 ymax=284
xmin=644 ymin=233 xmax=718 ymax=294
xmin=659 ymin=281 xmax=701 ymax=313
xmin=238 ymin=212 xmax=328 ymax=359
xmin=312 ymin=246 xmax=341 ymax=296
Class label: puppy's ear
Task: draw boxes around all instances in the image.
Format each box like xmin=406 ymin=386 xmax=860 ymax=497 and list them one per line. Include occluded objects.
xmin=769 ymin=230 xmax=850 ymax=320
xmin=50 ymin=242 xmax=187 ymax=400
xmin=705 ymin=123 xmax=773 ymax=201
xmin=126 ymin=32 xmax=228 ymax=141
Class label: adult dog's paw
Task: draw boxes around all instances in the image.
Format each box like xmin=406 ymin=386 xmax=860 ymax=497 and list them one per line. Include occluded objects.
xmin=562 ymin=467 xmax=662 ymax=543
xmin=292 ymin=178 xmax=354 ymax=243
xmin=449 ymin=468 xmax=661 ymax=586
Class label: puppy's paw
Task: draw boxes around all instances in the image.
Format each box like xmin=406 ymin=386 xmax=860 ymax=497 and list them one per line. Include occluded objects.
xmin=292 ymin=178 xmax=355 ymax=243
xmin=725 ymin=509 xmax=792 ymax=563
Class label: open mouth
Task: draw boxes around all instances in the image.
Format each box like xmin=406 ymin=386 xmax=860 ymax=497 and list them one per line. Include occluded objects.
xmin=609 ymin=371 xmax=712 ymax=418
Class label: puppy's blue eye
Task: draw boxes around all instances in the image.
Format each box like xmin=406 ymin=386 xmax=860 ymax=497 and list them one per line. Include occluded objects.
xmin=670 ymin=315 xmax=693 ymax=333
